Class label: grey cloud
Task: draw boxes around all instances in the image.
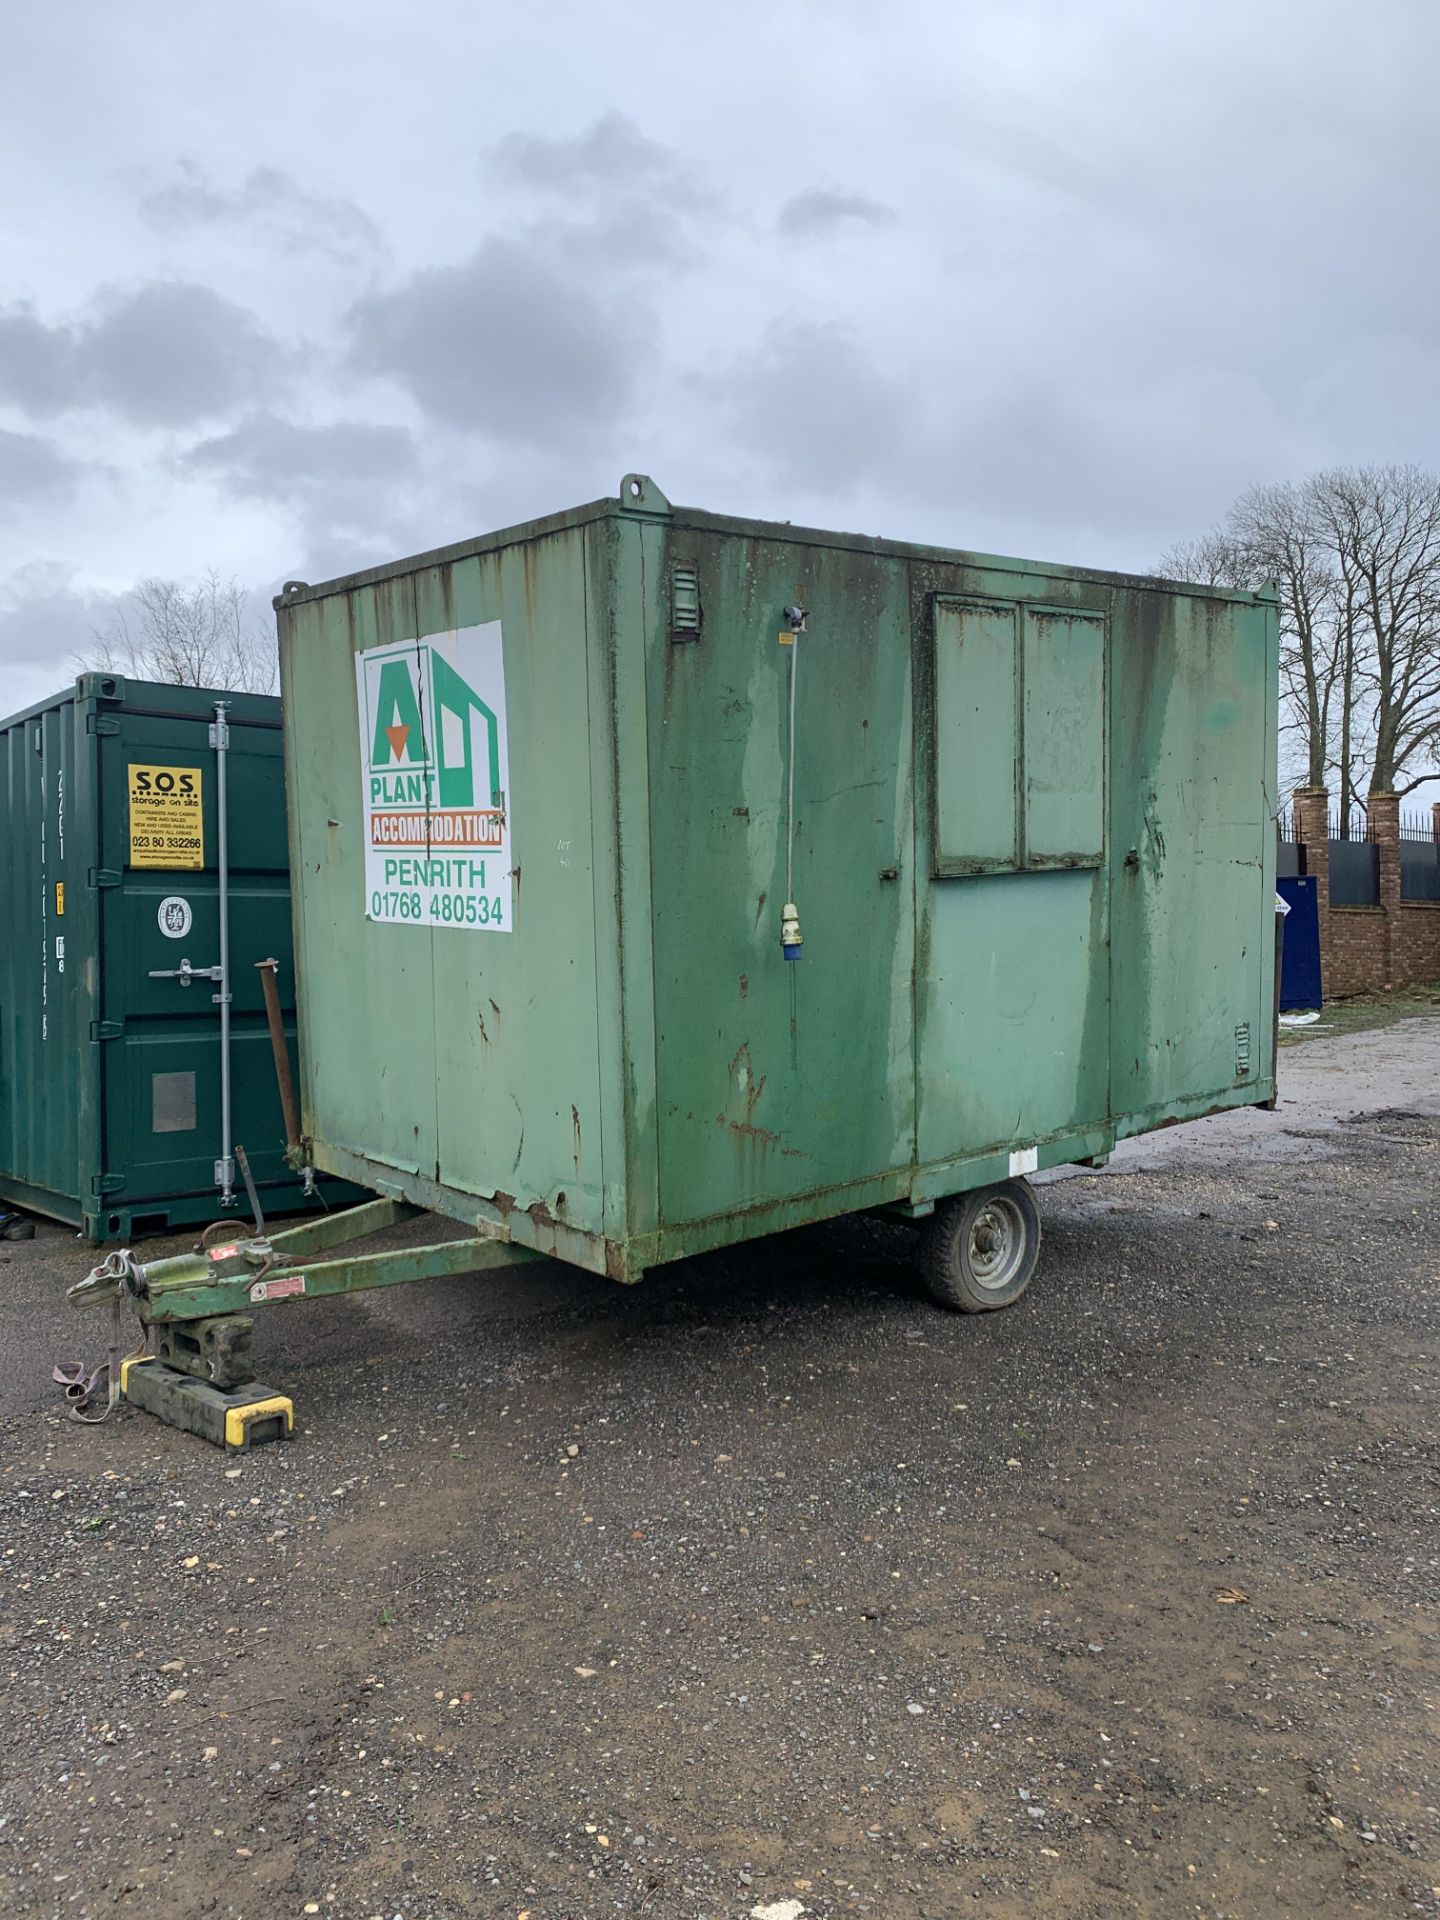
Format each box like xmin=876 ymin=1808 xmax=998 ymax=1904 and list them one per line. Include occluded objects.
xmin=0 ymin=283 xmax=288 ymax=428
xmin=717 ymin=322 xmax=912 ymax=491
xmin=77 ymin=284 xmax=289 ymax=428
xmin=492 ymin=112 xmax=707 ymax=206
xmin=184 ymin=414 xmax=416 ymax=499
xmin=519 ymin=199 xmax=698 ymax=274
xmin=5 ymin=0 xmax=1439 ymax=719
xmin=490 ymin=114 xmax=715 ymax=274
xmin=0 ymin=562 xmax=113 ymax=688
xmin=183 ymin=413 xmax=419 ymax=546
xmin=347 ymin=238 xmax=641 ymax=444
xmin=777 ymin=188 xmax=897 ymax=239
xmin=0 ymin=429 xmax=81 ymax=506
xmin=701 ymin=321 xmax=1259 ymax=568
xmin=0 ymin=307 xmax=76 ymax=416
xmin=141 ymin=160 xmax=386 ymax=267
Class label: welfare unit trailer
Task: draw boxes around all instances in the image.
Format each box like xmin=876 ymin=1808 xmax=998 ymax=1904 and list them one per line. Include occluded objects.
xmin=0 ymin=676 xmax=360 ymax=1240
xmin=266 ymin=474 xmax=1278 ymax=1306
xmin=70 ymin=478 xmax=1279 ymax=1442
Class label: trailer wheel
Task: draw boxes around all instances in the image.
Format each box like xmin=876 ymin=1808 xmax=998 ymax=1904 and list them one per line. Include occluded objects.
xmin=919 ymin=1180 xmax=1041 ymax=1312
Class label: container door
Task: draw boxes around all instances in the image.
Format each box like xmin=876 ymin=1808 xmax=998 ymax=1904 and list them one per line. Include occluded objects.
xmin=1108 ymin=594 xmax=1273 ymax=1119
xmin=95 ymin=700 xmax=300 ymax=1217
xmin=649 ymin=537 xmax=918 ymax=1229
xmin=0 ymin=697 xmax=88 ymax=1221
xmin=917 ymin=593 xmax=1111 ymax=1166
xmin=282 ymin=580 xmax=441 ymax=1187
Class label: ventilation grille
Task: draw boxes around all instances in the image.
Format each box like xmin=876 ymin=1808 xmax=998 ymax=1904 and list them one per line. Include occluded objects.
xmin=670 ymin=564 xmax=701 ymax=639
xmin=1234 ymin=1022 xmax=1252 ymax=1078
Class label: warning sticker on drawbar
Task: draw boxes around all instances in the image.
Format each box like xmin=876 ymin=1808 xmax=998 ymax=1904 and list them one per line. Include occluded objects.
xmin=250 ymin=1274 xmax=307 ymax=1303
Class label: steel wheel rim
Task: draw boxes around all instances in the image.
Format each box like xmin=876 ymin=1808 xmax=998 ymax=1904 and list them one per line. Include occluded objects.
xmin=965 ymin=1196 xmax=1028 ymax=1291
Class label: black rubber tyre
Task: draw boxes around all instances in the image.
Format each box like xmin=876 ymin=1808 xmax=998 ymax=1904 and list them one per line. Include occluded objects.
xmin=919 ymin=1179 xmax=1041 ymax=1312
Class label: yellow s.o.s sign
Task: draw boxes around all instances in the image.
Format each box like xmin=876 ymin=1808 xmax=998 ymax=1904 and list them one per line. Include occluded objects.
xmin=127 ymin=764 xmax=205 ymax=870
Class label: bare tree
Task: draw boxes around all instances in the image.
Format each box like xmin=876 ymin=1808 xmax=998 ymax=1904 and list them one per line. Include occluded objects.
xmin=1308 ymin=465 xmax=1440 ymax=800
xmin=1159 ymin=465 xmax=1440 ymax=812
xmin=82 ymin=572 xmax=277 ymax=694
xmin=1155 ymin=529 xmax=1249 ymax=592
xmin=1237 ymin=481 xmax=1356 ymax=810
xmin=1159 ymin=483 xmax=1346 ymax=795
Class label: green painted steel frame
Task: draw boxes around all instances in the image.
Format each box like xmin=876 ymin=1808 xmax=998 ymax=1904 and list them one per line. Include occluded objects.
xmin=267 ymin=1194 xmax=420 ymax=1255
xmin=137 ymin=1198 xmax=541 ymax=1323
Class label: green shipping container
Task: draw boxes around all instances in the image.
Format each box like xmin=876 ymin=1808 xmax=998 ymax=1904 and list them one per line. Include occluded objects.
xmin=0 ymin=675 xmax=360 ymax=1240
xmin=276 ymin=476 xmax=1277 ymax=1300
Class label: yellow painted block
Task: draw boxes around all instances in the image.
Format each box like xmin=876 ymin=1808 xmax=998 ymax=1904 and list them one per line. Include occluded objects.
xmin=224 ymin=1396 xmax=294 ymax=1450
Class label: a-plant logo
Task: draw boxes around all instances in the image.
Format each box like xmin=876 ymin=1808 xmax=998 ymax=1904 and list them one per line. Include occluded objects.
xmin=364 ymin=646 xmax=501 ymax=809
xmin=367 ymin=651 xmax=428 ymax=772
xmin=355 ymin=623 xmax=513 ymax=933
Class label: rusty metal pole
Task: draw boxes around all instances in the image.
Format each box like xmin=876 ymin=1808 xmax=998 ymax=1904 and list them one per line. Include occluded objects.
xmin=255 ymin=958 xmax=301 ymax=1151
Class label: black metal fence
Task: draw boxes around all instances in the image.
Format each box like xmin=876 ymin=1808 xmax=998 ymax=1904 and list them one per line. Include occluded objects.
xmin=1275 ymin=816 xmax=1301 ymax=877
xmin=1400 ymin=811 xmax=1440 ymax=903
xmin=1279 ymin=804 xmax=1438 ymax=902
xmin=1327 ymin=806 xmax=1372 ymax=841
xmin=1327 ymin=809 xmax=1380 ymax=906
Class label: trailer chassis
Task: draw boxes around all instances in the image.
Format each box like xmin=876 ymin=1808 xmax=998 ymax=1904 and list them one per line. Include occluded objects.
xmin=68 ymin=1195 xmax=540 ymax=1449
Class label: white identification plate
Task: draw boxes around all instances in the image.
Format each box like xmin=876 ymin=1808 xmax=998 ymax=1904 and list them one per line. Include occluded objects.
xmin=355 ymin=621 xmax=512 ymax=933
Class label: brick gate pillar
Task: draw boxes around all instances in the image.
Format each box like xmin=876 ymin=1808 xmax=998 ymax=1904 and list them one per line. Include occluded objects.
xmin=1293 ymin=788 xmax=1329 ymax=892
xmin=1293 ymin=787 xmax=1330 ymax=995
xmin=1368 ymin=791 xmax=1400 ymax=988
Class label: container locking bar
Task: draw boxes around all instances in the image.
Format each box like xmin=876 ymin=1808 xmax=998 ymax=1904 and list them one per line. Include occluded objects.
xmin=210 ymin=701 xmax=235 ymax=1206
xmin=148 ymin=958 xmax=223 ymax=987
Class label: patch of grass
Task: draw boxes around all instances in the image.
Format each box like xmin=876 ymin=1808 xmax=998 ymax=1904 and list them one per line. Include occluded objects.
xmin=1280 ymin=980 xmax=1440 ymax=1046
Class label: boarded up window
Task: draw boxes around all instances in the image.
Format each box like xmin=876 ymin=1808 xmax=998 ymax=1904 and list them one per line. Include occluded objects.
xmin=934 ymin=597 xmax=1105 ymax=876
xmin=1023 ymin=610 xmax=1105 ymax=864
xmin=934 ymin=601 xmax=1019 ymax=873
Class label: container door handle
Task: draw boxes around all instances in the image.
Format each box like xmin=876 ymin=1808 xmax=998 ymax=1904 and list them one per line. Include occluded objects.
xmin=148 ymin=957 xmax=223 ymax=988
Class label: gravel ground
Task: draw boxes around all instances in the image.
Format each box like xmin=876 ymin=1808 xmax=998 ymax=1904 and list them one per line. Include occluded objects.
xmin=1 ymin=1022 xmax=1438 ymax=1920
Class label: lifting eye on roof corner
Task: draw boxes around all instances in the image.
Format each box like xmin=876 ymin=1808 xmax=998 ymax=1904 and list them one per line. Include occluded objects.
xmin=281 ymin=581 xmax=310 ymax=598
xmin=619 ymin=474 xmax=671 ymax=514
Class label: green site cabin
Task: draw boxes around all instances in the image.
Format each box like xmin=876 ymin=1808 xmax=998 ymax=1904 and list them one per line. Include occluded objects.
xmin=273 ymin=475 xmax=1278 ymax=1287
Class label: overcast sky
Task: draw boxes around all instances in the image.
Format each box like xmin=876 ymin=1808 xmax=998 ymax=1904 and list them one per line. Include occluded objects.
xmin=2 ymin=0 xmax=1437 ymax=725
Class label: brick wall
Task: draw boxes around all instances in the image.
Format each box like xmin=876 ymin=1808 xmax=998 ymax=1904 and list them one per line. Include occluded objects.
xmin=1292 ymin=788 xmax=1440 ymax=996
